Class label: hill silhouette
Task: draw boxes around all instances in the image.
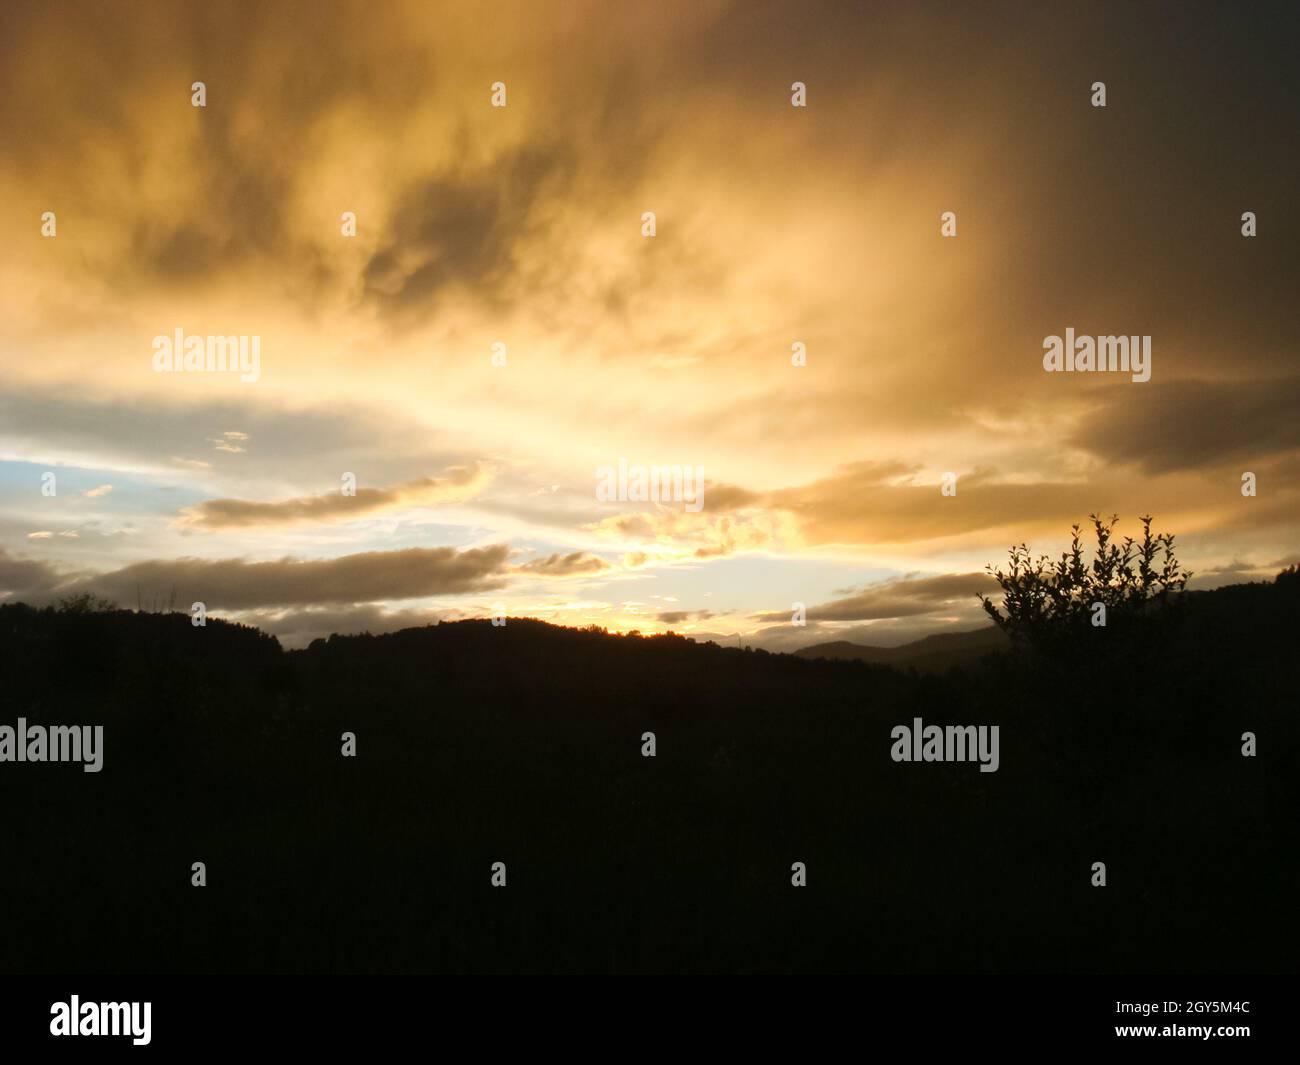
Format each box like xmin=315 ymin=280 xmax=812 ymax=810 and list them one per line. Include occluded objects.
xmin=794 ymin=625 xmax=1010 ymax=672
xmin=0 ymin=574 xmax=1297 ymax=973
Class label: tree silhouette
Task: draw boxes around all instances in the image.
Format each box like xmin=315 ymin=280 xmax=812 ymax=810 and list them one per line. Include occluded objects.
xmin=55 ymin=591 xmax=118 ymax=614
xmin=979 ymin=514 xmax=1191 ymax=649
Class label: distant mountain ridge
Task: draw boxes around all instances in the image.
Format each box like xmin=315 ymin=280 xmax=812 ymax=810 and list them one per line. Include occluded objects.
xmin=793 ymin=625 xmax=1010 ymax=672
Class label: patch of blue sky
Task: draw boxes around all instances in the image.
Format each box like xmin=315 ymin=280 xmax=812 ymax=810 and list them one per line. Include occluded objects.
xmin=0 ymin=459 xmax=209 ymax=518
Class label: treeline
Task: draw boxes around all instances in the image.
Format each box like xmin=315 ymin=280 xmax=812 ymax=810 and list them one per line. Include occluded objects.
xmin=0 ymin=572 xmax=1296 ymax=973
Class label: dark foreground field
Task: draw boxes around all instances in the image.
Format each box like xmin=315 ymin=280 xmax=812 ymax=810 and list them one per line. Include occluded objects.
xmin=1 ymin=576 xmax=1297 ymax=974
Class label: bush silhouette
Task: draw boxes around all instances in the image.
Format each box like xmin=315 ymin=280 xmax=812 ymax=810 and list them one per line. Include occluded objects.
xmin=979 ymin=514 xmax=1190 ymax=652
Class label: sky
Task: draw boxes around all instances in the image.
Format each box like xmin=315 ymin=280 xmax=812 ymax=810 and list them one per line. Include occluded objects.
xmin=0 ymin=0 xmax=1296 ymax=649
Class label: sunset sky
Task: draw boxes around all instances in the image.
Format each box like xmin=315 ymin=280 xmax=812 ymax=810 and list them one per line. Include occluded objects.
xmin=1 ymin=0 xmax=1296 ymax=648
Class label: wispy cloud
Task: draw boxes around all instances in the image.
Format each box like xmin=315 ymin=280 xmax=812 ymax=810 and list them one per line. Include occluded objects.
xmin=178 ymin=465 xmax=490 ymax=529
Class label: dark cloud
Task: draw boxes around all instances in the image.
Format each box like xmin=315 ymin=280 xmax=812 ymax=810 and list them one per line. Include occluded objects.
xmin=656 ymin=609 xmax=715 ymax=625
xmin=0 ymin=548 xmax=64 ymax=598
xmin=1069 ymin=377 xmax=1300 ymax=475
xmin=363 ymin=145 xmax=572 ymax=315
xmin=0 ymin=0 xmax=434 ymax=298
xmin=704 ymin=483 xmax=762 ymax=511
xmin=754 ymin=571 xmax=994 ymax=624
xmin=64 ymin=544 xmax=511 ymax=610
xmin=515 ymin=551 xmax=609 ymax=577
